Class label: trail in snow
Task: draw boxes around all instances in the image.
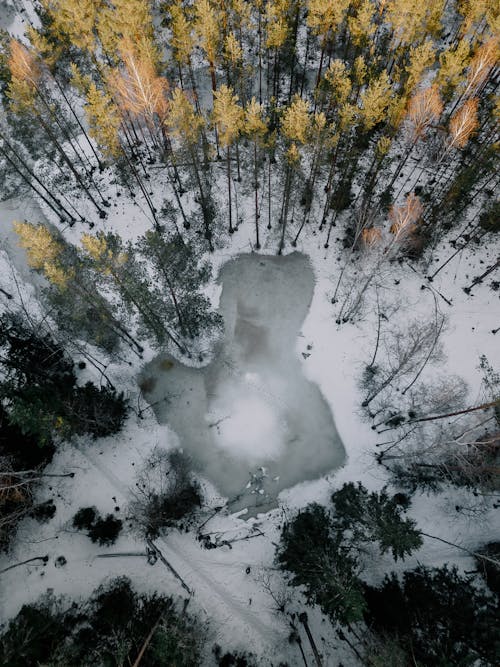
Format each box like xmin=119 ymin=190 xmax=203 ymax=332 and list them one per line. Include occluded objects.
xmin=76 ymin=444 xmax=292 ymax=660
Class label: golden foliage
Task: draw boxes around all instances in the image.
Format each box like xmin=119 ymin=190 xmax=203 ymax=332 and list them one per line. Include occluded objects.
xmin=169 ymin=2 xmax=195 ymax=66
xmin=386 ymin=0 xmax=444 ymax=45
xmin=360 ymin=71 xmax=392 ymax=130
xmin=265 ymin=1 xmax=289 ymax=49
xmin=224 ymin=33 xmax=243 ymax=64
xmin=84 ymin=82 xmax=122 ymax=157
xmin=348 ymin=0 xmax=376 ymax=46
xmin=166 ymin=88 xmax=204 ymax=144
xmin=213 ymin=84 xmax=244 ymax=147
xmin=13 ymin=221 xmax=69 ymax=287
xmin=324 ymin=59 xmax=352 ymax=107
xmin=436 ymin=41 xmax=470 ymax=95
xmin=448 ymin=98 xmax=479 ymax=149
xmin=194 ymin=0 xmax=221 ymax=65
xmin=376 ymin=136 xmax=392 ymax=157
xmin=97 ymin=0 xmax=154 ymax=58
xmin=307 ymin=0 xmax=350 ymax=37
xmin=286 ymin=142 xmax=300 ymax=164
xmin=40 ymin=0 xmax=99 ymax=52
xmin=353 ymin=55 xmax=367 ymax=86
xmin=244 ymin=97 xmax=267 ymax=138
xmin=80 ymin=232 xmax=109 ymax=261
xmin=404 ymin=39 xmax=436 ymax=93
xmin=282 ymin=95 xmax=310 ymax=143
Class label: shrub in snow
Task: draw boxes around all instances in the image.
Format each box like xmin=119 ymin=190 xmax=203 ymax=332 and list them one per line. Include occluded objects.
xmin=88 ymin=514 xmax=122 ymax=546
xmin=72 ymin=506 xmax=122 ymax=545
xmin=130 ymin=448 xmax=202 ymax=539
xmin=72 ymin=506 xmax=97 ymax=531
xmin=0 ymin=577 xmax=203 ymax=666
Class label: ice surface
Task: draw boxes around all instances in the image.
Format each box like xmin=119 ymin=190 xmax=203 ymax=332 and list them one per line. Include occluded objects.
xmin=140 ymin=253 xmax=345 ymax=512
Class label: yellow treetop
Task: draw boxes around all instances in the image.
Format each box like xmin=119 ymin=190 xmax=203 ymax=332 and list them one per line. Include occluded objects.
xmin=406 ymin=84 xmax=443 ymax=139
xmin=338 ymin=102 xmax=358 ymax=131
xmin=169 ymin=2 xmax=195 ymax=67
xmin=13 ymin=221 xmax=69 ymax=287
xmin=286 ymin=142 xmax=300 ymax=164
xmin=244 ymin=97 xmax=268 ymax=139
xmin=81 ymin=233 xmax=127 ymax=273
xmin=43 ymin=262 xmax=72 ymax=289
xmin=360 ymin=71 xmax=392 ymax=130
xmin=436 ymin=41 xmax=471 ymax=95
xmin=387 ymin=93 xmax=408 ymax=129
xmin=194 ymin=0 xmax=221 ymax=66
xmin=404 ymin=39 xmax=436 ymax=94
xmin=352 ymin=55 xmax=367 ymax=86
xmin=231 ymin=0 xmax=252 ymax=31
xmin=84 ymin=82 xmax=122 ymax=157
xmin=40 ymin=0 xmax=100 ymax=53
xmin=81 ymin=232 xmax=109 ymax=261
xmin=213 ymin=84 xmax=244 ymax=147
xmin=224 ymin=33 xmax=243 ymax=64
xmin=448 ymin=98 xmax=479 ymax=149
xmin=25 ymin=27 xmax=61 ymax=69
xmin=324 ymin=59 xmax=352 ymax=107
xmin=307 ymin=0 xmax=350 ymax=38
xmin=282 ymin=96 xmax=311 ymax=144
xmin=348 ymin=0 xmax=376 ymax=47
xmin=265 ymin=1 xmax=289 ymax=49
xmin=386 ymin=0 xmax=444 ymax=46
xmin=376 ymin=136 xmax=392 ymax=157
xmin=458 ymin=0 xmax=498 ymax=36
xmin=97 ymin=0 xmax=154 ymax=59
xmin=166 ymin=87 xmax=205 ymax=144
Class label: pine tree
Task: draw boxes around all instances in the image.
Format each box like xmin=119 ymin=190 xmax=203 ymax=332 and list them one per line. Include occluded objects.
xmin=436 ymin=41 xmax=471 ymax=99
xmin=403 ymin=39 xmax=436 ymax=95
xmin=279 ymin=95 xmax=311 ymax=252
xmin=166 ymin=88 xmax=214 ymax=249
xmin=244 ymin=97 xmax=268 ymax=247
xmin=80 ymin=232 xmax=184 ymax=351
xmin=39 ymin=0 xmax=99 ymax=53
xmin=307 ymin=0 xmax=350 ymax=87
xmin=194 ymin=0 xmax=221 ymax=101
xmin=359 ymin=70 xmax=392 ymax=131
xmin=213 ymin=84 xmax=244 ymax=233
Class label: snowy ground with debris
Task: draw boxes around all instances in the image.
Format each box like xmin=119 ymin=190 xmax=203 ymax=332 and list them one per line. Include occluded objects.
xmin=1 ymin=173 xmax=498 ymax=663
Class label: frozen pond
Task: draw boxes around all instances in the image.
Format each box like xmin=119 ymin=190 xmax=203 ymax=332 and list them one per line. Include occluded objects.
xmin=140 ymin=253 xmax=345 ymax=512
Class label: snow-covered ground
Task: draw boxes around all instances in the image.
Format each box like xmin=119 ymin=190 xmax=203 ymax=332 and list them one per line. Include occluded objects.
xmin=1 ymin=182 xmax=498 ymax=663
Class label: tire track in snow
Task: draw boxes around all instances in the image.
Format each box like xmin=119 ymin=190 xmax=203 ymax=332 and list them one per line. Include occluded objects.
xmin=76 ymin=445 xmax=285 ymax=653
